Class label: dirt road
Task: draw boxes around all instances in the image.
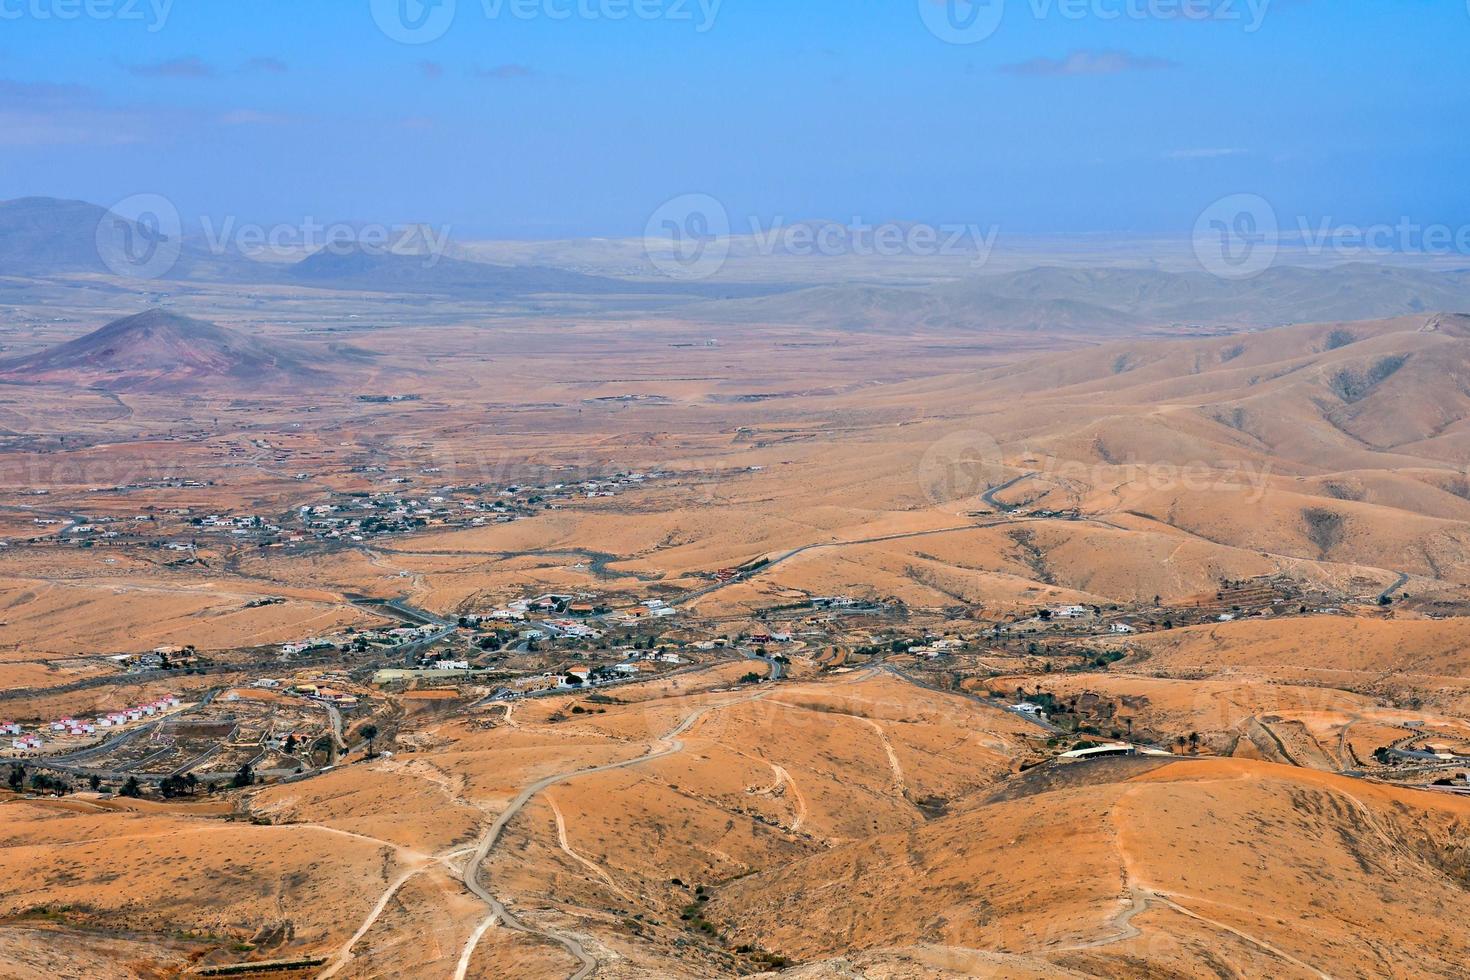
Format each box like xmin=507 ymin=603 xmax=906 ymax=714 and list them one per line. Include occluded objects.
xmin=453 ymin=690 xmax=772 ymax=980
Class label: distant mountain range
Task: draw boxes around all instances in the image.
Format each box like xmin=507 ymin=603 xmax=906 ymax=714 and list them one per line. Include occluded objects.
xmin=0 ymin=196 xmax=258 ymax=281
xmin=284 ymin=241 xmax=737 ymax=299
xmin=691 ymin=264 xmax=1470 ymax=335
xmin=3 ymin=197 xmax=1468 ymax=333
xmin=0 ymin=197 xmax=777 ymax=301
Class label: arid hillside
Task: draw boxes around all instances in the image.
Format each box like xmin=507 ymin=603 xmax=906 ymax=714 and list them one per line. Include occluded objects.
xmin=0 ymin=309 xmax=348 ymax=391
xmin=10 ymin=667 xmax=1470 ymax=979
xmin=711 ymin=756 xmax=1470 ymax=979
xmin=3 ymin=270 xmax=1470 ymax=980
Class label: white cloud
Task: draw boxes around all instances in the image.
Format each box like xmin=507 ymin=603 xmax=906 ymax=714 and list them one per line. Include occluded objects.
xmin=1002 ymin=49 xmax=1177 ymax=77
xmin=1166 ymin=147 xmax=1250 ymax=160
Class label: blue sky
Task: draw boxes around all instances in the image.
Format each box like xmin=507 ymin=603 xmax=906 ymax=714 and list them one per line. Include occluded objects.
xmin=1 ymin=0 xmax=1467 ymax=238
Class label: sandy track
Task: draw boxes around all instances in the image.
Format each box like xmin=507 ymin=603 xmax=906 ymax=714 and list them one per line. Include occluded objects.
xmin=317 ymin=841 xmax=477 ymax=978
xmin=318 ymin=865 xmax=429 ymax=979
xmin=1061 ymin=783 xmax=1332 ymax=978
xmin=453 ymin=690 xmax=773 ymax=980
xmin=767 ymin=698 xmax=910 ymax=798
xmin=771 ymin=763 xmax=809 ymax=832
xmin=733 ymin=752 xmax=809 ymax=834
xmin=857 ymin=716 xmax=907 ymax=796
xmin=547 ymin=793 xmax=630 ymax=900
xmin=1150 ymin=891 xmax=1330 ymax=978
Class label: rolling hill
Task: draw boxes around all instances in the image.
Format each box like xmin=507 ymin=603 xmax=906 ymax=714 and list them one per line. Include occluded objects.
xmin=0 ymin=309 xmax=333 ymax=391
xmin=690 ymin=264 xmax=1470 ymax=336
xmin=284 ymin=240 xmax=792 ymax=302
xmin=0 ymin=196 xmax=256 ymax=281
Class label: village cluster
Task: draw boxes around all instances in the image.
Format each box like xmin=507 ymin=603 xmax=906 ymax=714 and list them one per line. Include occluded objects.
xmin=291 ymin=469 xmax=667 ymax=546
xmin=281 ymin=623 xmax=441 ymax=657
xmin=15 ymin=463 xmax=671 ymax=558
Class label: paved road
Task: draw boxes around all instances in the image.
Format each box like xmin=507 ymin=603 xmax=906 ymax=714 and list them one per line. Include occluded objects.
xmin=455 ymin=691 xmax=770 ymax=980
xmin=347 ymin=595 xmax=456 ymax=665
xmin=34 ymin=691 xmax=222 ymax=768
xmin=36 ymin=719 xmax=158 ymax=766
xmin=323 ymin=701 xmax=346 ymax=753
xmin=743 ymin=646 xmax=783 ymax=681
xmin=980 ymin=472 xmax=1035 ymax=511
xmin=346 ymin=594 xmax=450 ymax=628
xmin=672 ymin=518 xmax=1028 ymax=608
xmin=1377 ymin=571 xmax=1409 ymax=604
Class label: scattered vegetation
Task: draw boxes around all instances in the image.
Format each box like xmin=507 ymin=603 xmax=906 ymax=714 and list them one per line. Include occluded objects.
xmin=1329 ymin=354 xmax=1408 ymax=403
xmin=1302 ymin=507 xmax=1346 ymax=556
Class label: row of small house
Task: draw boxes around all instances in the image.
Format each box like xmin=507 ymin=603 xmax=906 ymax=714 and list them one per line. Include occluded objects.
xmin=5 ymin=694 xmax=181 ymax=751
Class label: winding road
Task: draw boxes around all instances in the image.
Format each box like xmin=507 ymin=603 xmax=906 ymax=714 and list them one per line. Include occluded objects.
xmin=672 ymin=518 xmax=1030 ymax=608
xmin=1377 ymin=571 xmax=1409 ymax=604
xmin=979 ymin=471 xmax=1035 ymax=511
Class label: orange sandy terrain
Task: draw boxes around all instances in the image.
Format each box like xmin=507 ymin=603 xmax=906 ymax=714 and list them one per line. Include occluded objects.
xmin=12 ymin=668 xmax=1470 ymax=978
xmin=715 ymin=757 xmax=1470 ymax=978
xmin=5 ymin=286 xmax=1470 ymax=979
